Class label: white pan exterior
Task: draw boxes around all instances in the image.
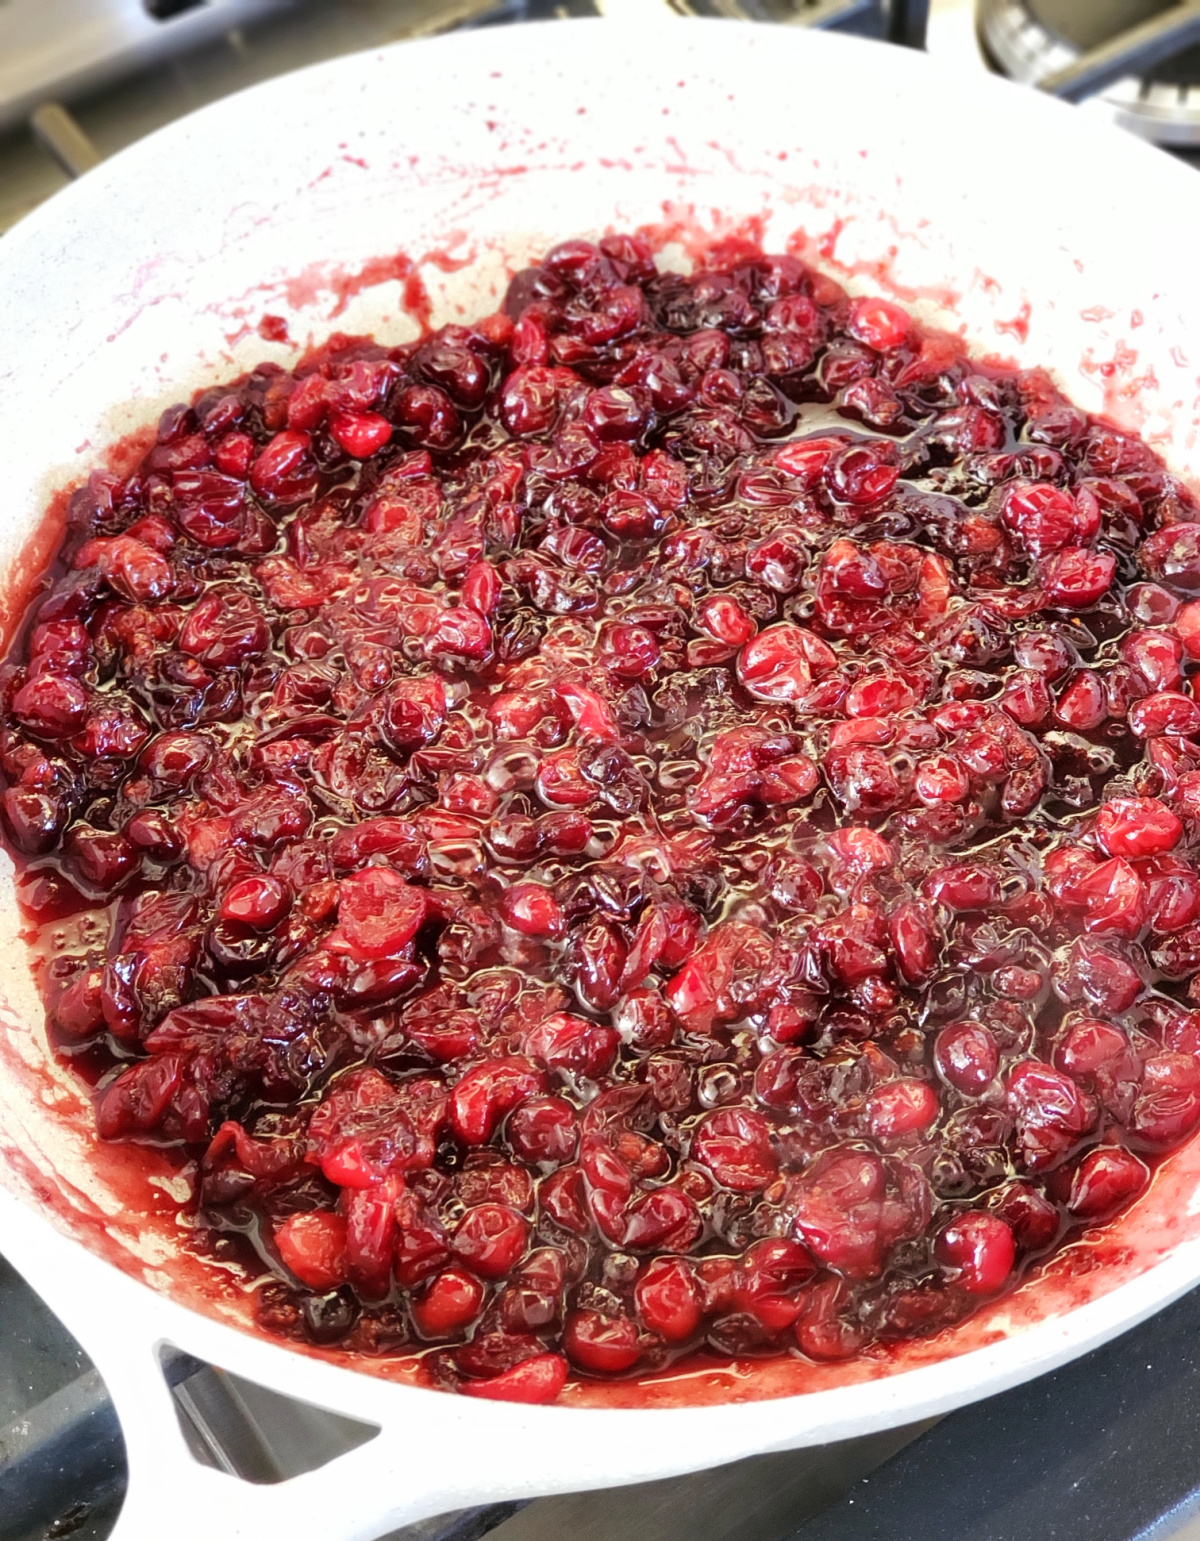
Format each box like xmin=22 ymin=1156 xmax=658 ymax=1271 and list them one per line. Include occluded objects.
xmin=3 ymin=20 xmax=1200 ymax=1539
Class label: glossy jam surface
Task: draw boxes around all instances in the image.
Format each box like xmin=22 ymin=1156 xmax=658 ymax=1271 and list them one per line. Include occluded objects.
xmin=7 ymin=234 xmax=1200 ymax=1405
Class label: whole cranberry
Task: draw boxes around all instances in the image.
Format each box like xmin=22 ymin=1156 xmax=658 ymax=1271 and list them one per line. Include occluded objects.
xmin=935 ymin=1212 xmax=1015 ymax=1295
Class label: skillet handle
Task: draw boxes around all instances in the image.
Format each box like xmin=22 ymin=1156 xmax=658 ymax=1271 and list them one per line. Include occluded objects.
xmin=0 ymin=1191 xmax=504 ymax=1541
xmin=95 ymin=1333 xmax=439 ymax=1541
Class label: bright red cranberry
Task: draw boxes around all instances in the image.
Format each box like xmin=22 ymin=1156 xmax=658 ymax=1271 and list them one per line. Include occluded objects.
xmin=935 ymin=1212 xmax=1015 ymax=1295
xmin=866 ymin=1080 xmax=939 ymax=1141
xmin=827 ymin=443 xmax=899 ymax=506
xmin=450 ymin=1058 xmax=546 ymax=1145
xmin=847 ymin=296 xmax=911 ymax=352
xmin=507 ymin=1096 xmax=578 ymax=1164
xmin=220 ymin=875 xmax=289 ymax=930
xmin=13 ymin=674 xmax=88 ymax=739
xmin=460 ymin=1353 xmax=569 ymax=1404
xmin=635 ymin=1257 xmax=703 ymax=1341
xmin=1005 ymin=1061 xmax=1097 ymax=1171
xmin=1130 ymin=691 xmax=1200 ymax=738
xmin=411 ymin=1266 xmax=486 ymax=1337
xmin=696 ymin=594 xmax=756 ymax=647
xmin=337 ymin=869 xmax=426 ymax=959
xmin=563 ymin=1309 xmax=641 ymax=1374
xmin=524 ymin=1012 xmax=619 ymax=1080
xmin=1039 ymin=548 xmax=1116 ymax=608
xmin=1095 ymin=795 xmax=1182 ymax=857
xmin=500 ymin=882 xmax=564 ymax=938
xmin=732 ymin=1239 xmax=816 ymax=1331
xmin=275 ymin=1212 xmax=348 ymax=1291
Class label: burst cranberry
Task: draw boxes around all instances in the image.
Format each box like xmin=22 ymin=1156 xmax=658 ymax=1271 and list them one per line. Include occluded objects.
xmin=508 ymin=1096 xmax=578 ymax=1164
xmin=848 ymin=297 xmax=911 ymax=352
xmin=500 ymin=881 xmax=564 ymax=937
xmin=636 ymin=1257 xmax=703 ymax=1341
xmin=732 ymin=1239 xmax=817 ymax=1331
xmin=13 ymin=674 xmax=88 ymax=739
xmin=1005 ymin=1061 xmax=1097 ymax=1171
xmin=453 ymin=1203 xmax=530 ymax=1279
xmin=450 ymin=1058 xmax=546 ymax=1145
xmin=1039 ymin=548 xmax=1116 ymax=608
xmin=563 ymin=1309 xmax=641 ymax=1374
xmin=220 ymin=875 xmax=289 ymax=930
xmin=1130 ymin=691 xmax=1200 ymax=738
xmin=337 ymin=869 xmax=426 ymax=959
xmin=866 ymin=1080 xmax=939 ymax=1141
xmin=1068 ymin=1147 xmax=1149 ymax=1221
xmin=460 ymin=1353 xmax=569 ymax=1404
xmin=1095 ymin=796 xmax=1182 ymax=857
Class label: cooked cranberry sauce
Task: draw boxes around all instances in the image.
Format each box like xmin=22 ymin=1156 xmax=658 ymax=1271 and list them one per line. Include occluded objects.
xmin=6 ymin=233 xmax=1200 ymax=1404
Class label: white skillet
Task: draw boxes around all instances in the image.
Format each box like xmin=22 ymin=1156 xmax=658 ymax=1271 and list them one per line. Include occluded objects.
xmin=3 ymin=19 xmax=1200 ymax=1541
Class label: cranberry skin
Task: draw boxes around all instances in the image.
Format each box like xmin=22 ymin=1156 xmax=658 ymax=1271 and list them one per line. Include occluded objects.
xmin=935 ymin=1213 xmax=1015 ymax=1295
xmin=1130 ymin=1053 xmax=1200 ymax=1148
xmin=890 ymin=900 xmax=939 ymax=985
xmin=583 ymin=386 xmax=648 ymax=442
xmin=1005 ymin=1061 xmax=1097 ymax=1172
xmin=411 ymin=1266 xmax=486 ymax=1337
xmin=635 ymin=1257 xmax=703 ymax=1341
xmin=394 ymin=384 xmax=461 ymax=449
xmin=220 ymin=874 xmax=289 ymax=930
xmin=1141 ymin=522 xmax=1200 ymax=593
xmin=250 ymin=430 xmax=318 ymax=504
xmin=848 ymin=297 xmax=911 ymax=352
xmin=13 ymin=673 xmax=88 ymax=739
xmin=460 ymin=1353 xmax=569 ymax=1404
xmin=508 ymin=1096 xmax=579 ymax=1164
xmin=53 ymin=968 xmax=105 ymax=1041
xmin=732 ymin=1239 xmax=817 ymax=1332
xmin=338 ymin=868 xmax=426 ymax=959
xmin=524 ymin=1012 xmax=619 ymax=1080
xmin=453 ymin=1203 xmax=530 ymax=1279
xmin=1068 ymin=1147 xmax=1149 ymax=1222
xmin=3 ymin=788 xmax=67 ymax=854
xmin=936 ymin=1023 xmax=1000 ymax=1096
xmin=329 ymin=411 xmax=392 ymax=458
xmin=866 ymin=1080 xmax=939 ymax=1141
xmin=1095 ymin=796 xmax=1182 ymax=858
xmin=501 ymin=881 xmax=564 ymax=938
xmin=691 ymin=1107 xmax=779 ymax=1192
xmin=987 ymin=1182 xmax=1060 ymax=1252
xmin=1130 ymin=691 xmax=1200 ymax=738
xmin=786 ymin=1148 xmax=895 ymax=1279
xmin=563 ymin=1309 xmax=641 ymax=1374
xmin=1039 ymin=548 xmax=1116 ymax=608
xmin=827 ymin=442 xmax=899 ymax=506
xmin=738 ymin=624 xmax=836 ymax=703
xmin=275 ymin=1212 xmax=348 ymax=1291
xmin=450 ymin=1058 xmax=547 ymax=1145
xmin=499 ymin=366 xmax=566 ymax=436
xmin=1001 ymin=483 xmax=1077 ymax=555
xmin=65 ymin=827 xmax=138 ymax=893
xmin=696 ymin=594 xmax=756 ymax=647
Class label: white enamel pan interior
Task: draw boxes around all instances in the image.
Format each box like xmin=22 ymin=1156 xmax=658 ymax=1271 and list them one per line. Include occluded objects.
xmin=5 ymin=19 xmax=1200 ymax=1541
